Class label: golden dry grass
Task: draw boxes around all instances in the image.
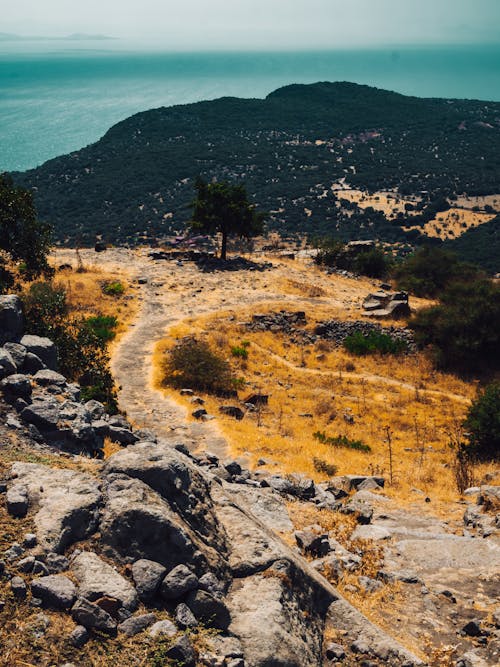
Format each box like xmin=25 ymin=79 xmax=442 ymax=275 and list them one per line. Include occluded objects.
xmin=405 ymin=207 xmax=496 ymax=240
xmin=153 ymin=296 xmax=496 ymax=507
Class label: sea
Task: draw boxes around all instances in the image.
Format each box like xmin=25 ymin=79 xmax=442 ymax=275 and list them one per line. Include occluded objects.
xmin=1 ymin=42 xmax=500 ymax=173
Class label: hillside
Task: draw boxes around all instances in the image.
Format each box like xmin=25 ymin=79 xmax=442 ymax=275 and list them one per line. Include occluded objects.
xmin=13 ymin=82 xmax=500 ymax=261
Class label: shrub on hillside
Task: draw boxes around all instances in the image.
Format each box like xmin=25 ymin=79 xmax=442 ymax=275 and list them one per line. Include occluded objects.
xmin=162 ymin=337 xmax=235 ymax=394
xmin=313 ymin=430 xmax=371 ymax=453
xmin=22 ymin=281 xmax=118 ymax=412
xmin=463 ymin=382 xmax=500 ymax=461
xmin=102 ymin=280 xmax=125 ymax=296
xmin=313 ymin=237 xmax=391 ymax=279
xmin=409 ymin=279 xmax=500 ymax=373
xmin=343 ymin=331 xmax=408 ymax=356
xmin=353 ymin=247 xmax=393 ymax=279
xmin=393 ymin=247 xmax=481 ymax=297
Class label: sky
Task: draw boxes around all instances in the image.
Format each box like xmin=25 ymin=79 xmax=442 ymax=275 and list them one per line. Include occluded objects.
xmin=3 ymin=0 xmax=500 ymax=50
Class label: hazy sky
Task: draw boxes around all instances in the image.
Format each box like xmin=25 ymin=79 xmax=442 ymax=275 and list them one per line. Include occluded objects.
xmin=4 ymin=0 xmax=500 ymax=49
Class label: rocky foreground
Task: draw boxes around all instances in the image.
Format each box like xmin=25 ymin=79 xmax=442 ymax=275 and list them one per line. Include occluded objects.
xmin=1 ymin=293 xmax=499 ymax=667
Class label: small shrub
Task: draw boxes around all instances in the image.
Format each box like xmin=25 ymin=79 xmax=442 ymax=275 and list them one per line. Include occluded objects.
xmin=313 ymin=457 xmax=338 ymax=476
xmin=343 ymin=331 xmax=408 ymax=356
xmin=354 ymin=247 xmax=392 ymax=279
xmin=231 ymin=345 xmax=249 ymax=359
xmin=162 ymin=337 xmax=235 ymax=394
xmin=463 ymin=382 xmax=500 ymax=461
xmin=102 ymin=280 xmax=125 ymax=296
xmin=84 ymin=315 xmax=118 ymax=343
xmin=313 ymin=430 xmax=371 ymax=453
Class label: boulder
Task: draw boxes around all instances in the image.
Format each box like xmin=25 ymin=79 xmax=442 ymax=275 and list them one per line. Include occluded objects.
xmin=22 ymin=352 xmax=46 ymax=374
xmin=104 ymin=442 xmax=225 ymax=550
xmin=71 ymin=597 xmax=116 ymax=633
xmin=71 ymin=551 xmax=138 ymax=610
xmin=160 ymin=564 xmax=198 ymax=601
xmin=175 ymin=602 xmax=198 ymax=629
xmin=0 ymin=295 xmax=23 ymax=343
xmin=227 ymin=560 xmax=327 ymax=666
xmin=108 ymin=426 xmax=139 ymax=445
xmin=20 ymin=335 xmax=57 ymax=370
xmin=69 ymin=625 xmax=89 ymax=648
xmin=9 ymin=463 xmax=101 ymax=553
xmin=166 ymin=635 xmax=196 ymax=667
xmin=99 ymin=474 xmax=204 ymax=571
xmin=131 ymin=559 xmax=166 ymax=601
xmin=148 ymin=619 xmax=178 ymax=638
xmin=1 ymin=373 xmax=32 ymax=399
xmin=3 ymin=342 xmax=26 ymax=370
xmin=219 ymin=406 xmax=245 ymax=420
xmin=6 ymin=484 xmax=29 ymax=517
xmin=31 ymin=574 xmax=77 ymax=610
xmin=0 ymin=349 xmax=16 ymax=379
xmin=20 ymin=399 xmax=60 ymax=430
xmin=185 ymin=589 xmax=231 ymax=631
xmin=118 ymin=613 xmax=156 ymax=636
xmin=10 ymin=576 xmax=27 ymax=599
xmin=33 ymin=369 xmax=66 ymax=386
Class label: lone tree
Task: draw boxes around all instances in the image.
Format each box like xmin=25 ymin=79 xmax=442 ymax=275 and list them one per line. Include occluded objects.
xmin=190 ymin=178 xmax=265 ymax=260
xmin=0 ymin=173 xmax=52 ymax=288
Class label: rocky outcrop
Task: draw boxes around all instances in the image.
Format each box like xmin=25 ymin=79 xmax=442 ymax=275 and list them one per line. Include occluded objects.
xmin=362 ymin=290 xmax=411 ymax=319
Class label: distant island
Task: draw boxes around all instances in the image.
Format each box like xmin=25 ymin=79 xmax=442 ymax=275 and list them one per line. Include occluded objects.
xmin=13 ymin=82 xmax=500 ymax=270
xmin=0 ymin=32 xmax=116 ymax=41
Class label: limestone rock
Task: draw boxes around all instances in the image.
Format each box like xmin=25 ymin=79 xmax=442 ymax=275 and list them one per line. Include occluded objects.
xmin=9 ymin=463 xmax=101 ymax=553
xmin=71 ymin=551 xmax=138 ymax=610
xmin=33 ymin=369 xmax=66 ymax=386
xmin=118 ymin=613 xmax=156 ymax=636
xmin=131 ymin=558 xmax=166 ymax=601
xmin=71 ymin=597 xmax=116 ymax=633
xmin=20 ymin=335 xmax=57 ymax=370
xmin=185 ymin=589 xmax=231 ymax=631
xmin=160 ymin=564 xmax=198 ymax=601
xmin=3 ymin=342 xmax=27 ymax=370
xmin=0 ymin=295 xmax=23 ymax=344
xmin=0 ymin=349 xmax=16 ymax=380
xmin=31 ymin=574 xmax=77 ymax=610
xmin=1 ymin=373 xmax=32 ymax=399
xmin=148 ymin=619 xmax=178 ymax=638
xmin=6 ymin=484 xmax=29 ymax=517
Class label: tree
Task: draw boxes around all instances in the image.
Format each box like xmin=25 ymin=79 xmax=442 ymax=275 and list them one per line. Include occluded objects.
xmin=0 ymin=173 xmax=52 ymax=283
xmin=190 ymin=178 xmax=265 ymax=260
xmin=463 ymin=382 xmax=500 ymax=461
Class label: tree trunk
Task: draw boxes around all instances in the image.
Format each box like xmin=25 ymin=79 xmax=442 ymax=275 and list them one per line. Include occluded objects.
xmin=220 ymin=230 xmax=227 ymax=261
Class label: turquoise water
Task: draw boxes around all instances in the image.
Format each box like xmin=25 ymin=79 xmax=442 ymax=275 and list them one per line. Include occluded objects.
xmin=1 ymin=44 xmax=499 ymax=172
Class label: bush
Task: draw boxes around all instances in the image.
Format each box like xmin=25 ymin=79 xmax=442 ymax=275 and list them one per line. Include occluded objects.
xmin=162 ymin=337 xmax=235 ymax=394
xmin=102 ymin=281 xmax=125 ymax=296
xmin=313 ymin=237 xmax=392 ymax=279
xmin=393 ymin=247 xmax=481 ymax=297
xmin=313 ymin=430 xmax=371 ymax=453
xmin=343 ymin=331 xmax=408 ymax=356
xmin=231 ymin=345 xmax=249 ymax=359
xmin=313 ymin=457 xmax=338 ymax=476
xmin=409 ymin=279 xmax=500 ymax=373
xmin=463 ymin=382 xmax=500 ymax=461
xmin=22 ymin=281 xmax=118 ymax=412
xmin=354 ymin=247 xmax=392 ymax=279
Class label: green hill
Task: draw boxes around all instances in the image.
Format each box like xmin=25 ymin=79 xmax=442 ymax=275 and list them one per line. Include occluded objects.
xmin=12 ymin=82 xmax=500 ymax=255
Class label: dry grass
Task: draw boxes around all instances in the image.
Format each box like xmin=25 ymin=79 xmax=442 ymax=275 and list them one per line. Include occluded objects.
xmin=152 ymin=300 xmax=497 ymax=507
xmin=405 ymin=207 xmax=496 ymax=240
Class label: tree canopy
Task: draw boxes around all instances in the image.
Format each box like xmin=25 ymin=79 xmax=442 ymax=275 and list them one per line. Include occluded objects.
xmin=190 ymin=178 xmax=265 ymax=260
xmin=0 ymin=173 xmax=52 ymax=288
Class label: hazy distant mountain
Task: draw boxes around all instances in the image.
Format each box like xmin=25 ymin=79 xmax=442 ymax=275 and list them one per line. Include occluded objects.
xmin=0 ymin=32 xmax=115 ymax=41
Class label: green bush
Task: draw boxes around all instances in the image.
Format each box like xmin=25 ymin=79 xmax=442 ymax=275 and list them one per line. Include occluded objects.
xmin=463 ymin=382 xmax=500 ymax=461
xmin=354 ymin=247 xmax=392 ymax=279
xmin=102 ymin=280 xmax=125 ymax=296
xmin=409 ymin=279 xmax=500 ymax=373
xmin=22 ymin=282 xmax=118 ymax=412
xmin=231 ymin=345 xmax=249 ymax=359
xmin=343 ymin=331 xmax=408 ymax=356
xmin=85 ymin=315 xmax=118 ymax=344
xmin=313 ymin=430 xmax=371 ymax=453
xmin=162 ymin=337 xmax=235 ymax=394
xmin=393 ymin=247 xmax=481 ymax=297
xmin=313 ymin=457 xmax=338 ymax=476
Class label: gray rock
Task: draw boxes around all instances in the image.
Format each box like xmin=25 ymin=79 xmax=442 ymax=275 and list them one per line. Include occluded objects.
xmin=3 ymin=342 xmax=27 ymax=370
xmin=161 ymin=564 xmax=198 ymax=600
xmin=20 ymin=399 xmax=60 ymax=430
xmin=108 ymin=426 xmax=139 ymax=445
xmin=31 ymin=575 xmax=77 ymax=609
xmin=9 ymin=463 xmax=101 ymax=553
xmin=33 ymin=369 xmax=67 ymax=387
xmin=462 ymin=619 xmax=483 ymax=637
xmin=17 ymin=556 xmax=36 ymax=572
xmin=4 ymin=542 xmax=24 ymax=560
xmin=198 ymin=572 xmax=225 ymax=598
xmin=351 ymin=525 xmax=391 ymax=541
xmin=351 ymin=637 xmax=371 ymax=654
xmin=175 ymin=602 xmax=198 ymax=629
xmin=22 ymin=352 xmax=46 ymax=374
xmin=0 ymin=295 xmax=23 ymax=344
xmin=20 ymin=335 xmax=57 ymax=370
xmin=71 ymin=597 xmax=117 ymax=633
xmin=224 ymin=460 xmax=243 ymax=476
xmin=22 ymin=533 xmax=37 ymax=548
xmin=325 ymin=642 xmax=346 ymax=660
xmin=100 ymin=474 xmax=202 ymax=571
xmin=71 ymin=551 xmax=138 ymax=610
xmin=6 ymin=484 xmax=29 ymax=517
xmin=166 ymin=635 xmax=196 ymax=667
xmin=185 ymin=589 xmax=230 ymax=630
xmin=219 ymin=406 xmax=245 ymax=420
xmin=294 ymin=530 xmax=330 ymax=557
xmin=32 ymin=560 xmax=50 ymax=576
xmin=118 ymin=612 xmax=156 ymax=636
xmin=268 ymin=473 xmax=315 ymax=500
xmin=358 ymin=576 xmax=383 ymax=594
xmin=1 ymin=373 xmax=32 ymax=399
xmin=45 ymin=553 xmax=70 ymax=573
xmin=131 ymin=558 xmax=166 ymax=601
xmin=84 ymin=399 xmax=106 ymax=420
xmin=69 ymin=625 xmax=89 ymax=648
xmin=148 ymin=619 xmax=178 ymax=638
xmin=221 ymin=485 xmax=293 ymax=533
xmin=92 ymin=420 xmax=110 ymax=437
xmin=11 ymin=576 xmax=27 ymax=599
xmin=0 ymin=349 xmax=16 ymax=379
